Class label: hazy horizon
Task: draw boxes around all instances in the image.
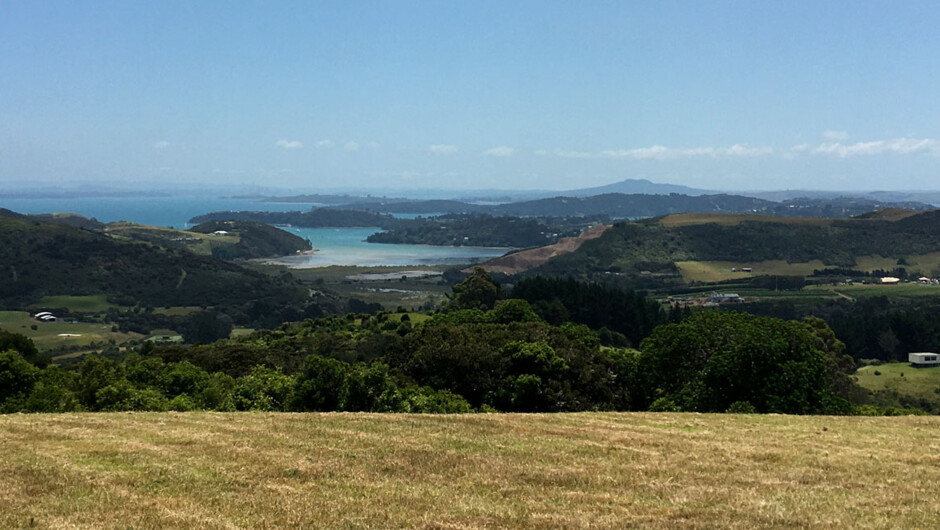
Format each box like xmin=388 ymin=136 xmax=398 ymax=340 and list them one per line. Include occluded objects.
xmin=3 ymin=2 xmax=939 ymax=192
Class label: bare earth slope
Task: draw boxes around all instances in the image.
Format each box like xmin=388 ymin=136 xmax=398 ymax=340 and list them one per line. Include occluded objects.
xmin=470 ymin=224 xmax=611 ymax=274
xmin=2 ymin=412 xmax=938 ymax=529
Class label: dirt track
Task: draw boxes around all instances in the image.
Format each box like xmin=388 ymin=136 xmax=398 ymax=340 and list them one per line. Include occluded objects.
xmin=468 ymin=224 xmax=611 ymax=275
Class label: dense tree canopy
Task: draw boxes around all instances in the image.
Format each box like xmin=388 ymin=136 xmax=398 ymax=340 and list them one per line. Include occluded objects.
xmin=634 ymin=311 xmax=854 ymax=414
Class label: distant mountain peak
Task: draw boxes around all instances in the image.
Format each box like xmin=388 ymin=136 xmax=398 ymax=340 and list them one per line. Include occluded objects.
xmin=563 ymin=179 xmax=713 ymax=197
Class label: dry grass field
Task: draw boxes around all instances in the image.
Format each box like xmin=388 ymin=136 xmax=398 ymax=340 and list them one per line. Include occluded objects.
xmin=2 ymin=412 xmax=938 ymax=529
xmin=675 ymin=253 xmax=940 ymax=284
xmin=659 ymin=213 xmax=835 ymax=227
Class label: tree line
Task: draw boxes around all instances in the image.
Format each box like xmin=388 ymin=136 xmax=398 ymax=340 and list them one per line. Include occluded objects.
xmin=1 ymin=270 xmax=923 ymax=415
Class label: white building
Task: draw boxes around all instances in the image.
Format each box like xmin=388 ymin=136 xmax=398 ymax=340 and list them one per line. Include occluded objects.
xmin=909 ymin=352 xmax=940 ymax=367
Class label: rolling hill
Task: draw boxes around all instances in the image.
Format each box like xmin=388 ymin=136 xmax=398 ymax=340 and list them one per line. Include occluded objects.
xmin=519 ymin=209 xmax=940 ymax=282
xmin=0 ymin=216 xmax=311 ymax=310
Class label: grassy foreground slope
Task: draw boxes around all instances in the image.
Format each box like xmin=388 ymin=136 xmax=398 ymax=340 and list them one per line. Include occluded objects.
xmin=2 ymin=413 xmax=938 ymax=529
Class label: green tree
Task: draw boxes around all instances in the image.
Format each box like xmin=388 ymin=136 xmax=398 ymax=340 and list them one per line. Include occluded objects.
xmin=24 ymin=366 xmax=81 ymax=413
xmin=232 ymin=366 xmax=295 ymax=411
xmin=77 ymin=355 xmax=121 ymax=410
xmin=182 ymin=310 xmax=234 ymax=345
xmin=159 ymin=361 xmax=211 ymax=397
xmin=0 ymin=350 xmax=40 ymax=412
xmin=637 ymin=311 xmax=847 ymax=414
xmin=445 ymin=267 xmax=499 ymax=311
xmin=292 ymin=355 xmax=348 ymax=411
xmin=0 ymin=330 xmax=46 ymax=368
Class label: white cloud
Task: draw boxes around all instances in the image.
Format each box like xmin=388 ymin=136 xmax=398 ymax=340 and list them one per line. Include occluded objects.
xmin=814 ymin=137 xmax=940 ymax=157
xmin=534 ymin=149 xmax=549 ymax=157
xmin=551 ymin=149 xmax=597 ymax=159
xmin=823 ymin=130 xmax=849 ymax=141
xmin=587 ymin=144 xmax=773 ymax=160
xmin=276 ymin=139 xmax=303 ymax=149
xmin=724 ymin=144 xmax=773 ymax=157
xmin=344 ymin=141 xmax=360 ymax=152
xmin=367 ymin=141 xmax=379 ymax=149
xmin=429 ymin=144 xmax=458 ymax=154
xmin=152 ymin=140 xmax=169 ymax=149
xmin=482 ymin=146 xmax=516 ymax=157
xmin=315 ymin=139 xmax=335 ymax=149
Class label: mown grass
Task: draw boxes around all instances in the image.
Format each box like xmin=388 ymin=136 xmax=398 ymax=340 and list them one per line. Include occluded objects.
xmin=856 ymin=362 xmax=940 ymax=402
xmin=1 ymin=412 xmax=938 ymax=529
xmin=0 ymin=311 xmax=141 ymax=351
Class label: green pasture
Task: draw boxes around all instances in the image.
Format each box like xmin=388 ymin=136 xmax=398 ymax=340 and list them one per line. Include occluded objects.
xmin=805 ymin=283 xmax=940 ymax=300
xmin=0 ymin=311 xmax=142 ymax=351
xmin=855 ymin=362 xmax=940 ymax=402
xmin=152 ymin=306 xmax=202 ymax=316
xmin=104 ymin=222 xmax=238 ymax=256
xmin=27 ymin=294 xmax=116 ymax=313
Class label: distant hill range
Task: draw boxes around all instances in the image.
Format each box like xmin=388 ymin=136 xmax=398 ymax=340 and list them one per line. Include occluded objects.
xmin=741 ymin=189 xmax=940 ymax=205
xmin=256 ymin=178 xmax=940 ymax=207
xmin=190 ymin=208 xmax=400 ymax=229
xmin=334 ymin=193 xmax=932 ymax=219
xmin=520 ymin=209 xmax=940 ymax=284
xmin=562 ymin=178 xmax=714 ymax=197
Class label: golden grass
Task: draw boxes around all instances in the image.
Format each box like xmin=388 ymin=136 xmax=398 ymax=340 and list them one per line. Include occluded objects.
xmin=674 ymin=260 xmax=832 ymax=283
xmin=659 ymin=213 xmax=834 ymax=228
xmin=676 ymin=254 xmax=940 ymax=283
xmin=2 ymin=412 xmax=938 ymax=529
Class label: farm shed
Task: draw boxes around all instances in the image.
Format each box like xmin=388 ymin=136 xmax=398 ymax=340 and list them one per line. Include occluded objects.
xmin=908 ymin=352 xmax=940 ymax=367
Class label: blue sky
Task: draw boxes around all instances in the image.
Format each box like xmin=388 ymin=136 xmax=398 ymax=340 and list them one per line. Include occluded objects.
xmin=2 ymin=1 xmax=939 ymax=192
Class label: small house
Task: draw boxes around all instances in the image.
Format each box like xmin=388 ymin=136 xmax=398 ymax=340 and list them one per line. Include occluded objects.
xmin=909 ymin=352 xmax=940 ymax=367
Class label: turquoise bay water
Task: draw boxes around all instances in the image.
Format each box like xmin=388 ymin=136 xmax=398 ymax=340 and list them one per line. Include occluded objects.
xmin=0 ymin=196 xmax=316 ymax=228
xmin=1 ymin=196 xmax=509 ymax=267
xmin=272 ymin=227 xmax=509 ymax=268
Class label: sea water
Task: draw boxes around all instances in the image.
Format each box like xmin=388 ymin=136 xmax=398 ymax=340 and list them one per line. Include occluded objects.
xmin=271 ymin=227 xmax=509 ymax=268
xmin=1 ymin=196 xmax=509 ymax=267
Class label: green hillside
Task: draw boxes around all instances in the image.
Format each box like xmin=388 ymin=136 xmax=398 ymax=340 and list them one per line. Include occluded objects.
xmin=855 ymin=362 xmax=940 ymax=406
xmin=535 ymin=210 xmax=940 ymax=283
xmin=188 ymin=219 xmax=312 ymax=258
xmin=0 ymin=217 xmax=310 ymax=310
